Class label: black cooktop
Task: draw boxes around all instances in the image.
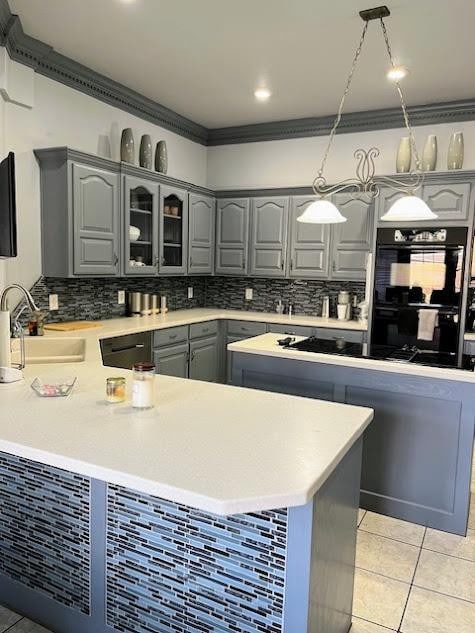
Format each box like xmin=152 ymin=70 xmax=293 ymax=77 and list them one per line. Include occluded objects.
xmin=283 ymin=336 xmax=460 ymax=369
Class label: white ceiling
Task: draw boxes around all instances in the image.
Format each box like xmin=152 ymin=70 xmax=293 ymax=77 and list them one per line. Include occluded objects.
xmin=9 ymin=0 xmax=475 ymax=128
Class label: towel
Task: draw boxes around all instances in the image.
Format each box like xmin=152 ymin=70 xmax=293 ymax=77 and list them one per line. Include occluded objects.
xmin=417 ymin=309 xmax=438 ymax=341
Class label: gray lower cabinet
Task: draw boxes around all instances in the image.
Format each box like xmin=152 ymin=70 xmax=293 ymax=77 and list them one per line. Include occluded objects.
xmin=189 ymin=335 xmax=219 ymax=382
xmin=215 ymin=198 xmax=250 ymax=275
xmin=188 ymin=194 xmax=215 ymax=274
xmin=289 ymin=197 xmax=331 ymax=278
xmin=249 ymin=197 xmax=289 ymax=277
xmin=153 ymin=343 xmax=189 ymax=378
xmin=330 ymin=193 xmax=373 ymax=281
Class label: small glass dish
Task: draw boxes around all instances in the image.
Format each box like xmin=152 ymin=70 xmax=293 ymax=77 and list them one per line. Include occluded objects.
xmin=30 ymin=376 xmax=77 ymax=398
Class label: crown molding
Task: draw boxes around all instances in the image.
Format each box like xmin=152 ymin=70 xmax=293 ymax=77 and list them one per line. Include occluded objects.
xmin=207 ymin=100 xmax=475 ymax=146
xmin=1 ymin=0 xmax=475 ymax=148
xmin=0 ymin=0 xmax=208 ymax=145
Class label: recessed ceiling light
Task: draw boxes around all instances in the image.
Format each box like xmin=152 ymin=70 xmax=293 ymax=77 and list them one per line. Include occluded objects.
xmin=386 ymin=65 xmax=408 ymax=82
xmin=254 ymin=88 xmax=271 ymax=101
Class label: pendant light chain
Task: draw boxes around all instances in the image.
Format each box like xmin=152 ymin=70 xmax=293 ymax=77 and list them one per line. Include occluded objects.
xmin=379 ymin=17 xmax=421 ymax=170
xmin=316 ymin=20 xmax=369 ymax=179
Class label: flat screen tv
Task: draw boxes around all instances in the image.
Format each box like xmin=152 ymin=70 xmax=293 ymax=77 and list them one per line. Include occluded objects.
xmin=0 ymin=152 xmax=17 ymax=258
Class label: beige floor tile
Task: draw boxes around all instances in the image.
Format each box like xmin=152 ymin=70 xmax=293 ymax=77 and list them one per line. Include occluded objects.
xmin=359 ymin=511 xmax=425 ymax=546
xmin=351 ymin=616 xmax=396 ymax=631
xmin=469 ymin=493 xmax=475 ymax=530
xmin=423 ymin=527 xmax=475 ymax=562
xmin=8 ymin=619 xmax=52 ymax=633
xmin=401 ymin=586 xmax=475 ymax=633
xmin=0 ymin=607 xmax=22 ymax=633
xmin=356 ymin=530 xmax=420 ymax=583
xmin=414 ymin=549 xmax=475 ymax=603
xmin=353 ymin=568 xmax=410 ymax=630
xmin=358 ymin=508 xmax=367 ymax=527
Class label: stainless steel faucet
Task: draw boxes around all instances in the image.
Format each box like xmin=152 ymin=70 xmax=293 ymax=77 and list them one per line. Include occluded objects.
xmin=0 ymin=284 xmax=40 ymax=369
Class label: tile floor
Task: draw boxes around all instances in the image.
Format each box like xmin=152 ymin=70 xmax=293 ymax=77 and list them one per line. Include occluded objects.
xmin=1 ymin=497 xmax=474 ymax=633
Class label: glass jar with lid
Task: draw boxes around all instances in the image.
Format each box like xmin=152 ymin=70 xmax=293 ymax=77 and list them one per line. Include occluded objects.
xmin=132 ymin=362 xmax=155 ymax=409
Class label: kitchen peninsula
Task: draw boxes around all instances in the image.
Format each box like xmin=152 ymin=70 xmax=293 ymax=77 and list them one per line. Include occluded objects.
xmin=0 ymin=319 xmax=372 ymax=633
xmin=229 ymin=333 xmax=475 ymax=536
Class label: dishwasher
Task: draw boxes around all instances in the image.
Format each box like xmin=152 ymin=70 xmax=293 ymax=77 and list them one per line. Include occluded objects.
xmin=101 ymin=332 xmax=152 ymax=369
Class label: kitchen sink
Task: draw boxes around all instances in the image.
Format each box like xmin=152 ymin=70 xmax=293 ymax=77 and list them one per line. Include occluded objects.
xmin=13 ymin=337 xmax=87 ymax=364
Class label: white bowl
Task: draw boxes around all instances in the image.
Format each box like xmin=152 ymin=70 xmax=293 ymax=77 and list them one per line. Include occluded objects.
xmin=129 ymin=226 xmax=141 ymax=242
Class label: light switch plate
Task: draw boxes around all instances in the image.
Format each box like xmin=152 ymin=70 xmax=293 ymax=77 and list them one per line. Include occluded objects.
xmin=49 ymin=294 xmax=59 ymax=310
xmin=118 ymin=290 xmax=126 ymax=305
xmin=245 ymin=288 xmax=253 ymax=301
xmin=188 ymin=287 xmax=193 ymax=299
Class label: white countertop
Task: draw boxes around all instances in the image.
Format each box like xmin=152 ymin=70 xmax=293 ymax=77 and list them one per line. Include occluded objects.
xmin=229 ymin=333 xmax=475 ymax=383
xmin=0 ymin=309 xmax=372 ymax=516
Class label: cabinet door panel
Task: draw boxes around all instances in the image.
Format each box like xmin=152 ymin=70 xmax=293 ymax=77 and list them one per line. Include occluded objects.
xmin=331 ymin=194 xmax=373 ymax=281
xmin=250 ymin=197 xmax=289 ymax=277
xmin=189 ymin=336 xmax=219 ymax=383
xmin=289 ymin=196 xmax=330 ymax=278
xmin=153 ymin=344 xmax=189 ymax=378
xmin=73 ymin=163 xmax=119 ymax=275
xmin=159 ymin=185 xmax=188 ymax=275
xmin=423 ymin=183 xmax=471 ymax=221
xmin=124 ymin=175 xmax=159 ymax=276
xmin=188 ymin=194 xmax=215 ymax=274
xmin=215 ymin=198 xmax=249 ymax=275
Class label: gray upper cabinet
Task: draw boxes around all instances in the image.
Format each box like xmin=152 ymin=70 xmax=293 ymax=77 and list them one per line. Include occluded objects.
xmin=188 ymin=194 xmax=215 ymax=275
xmin=423 ymin=183 xmax=471 ymax=222
xmin=378 ymin=182 xmax=472 ymax=225
xmin=159 ymin=185 xmax=188 ymax=275
xmin=72 ymin=163 xmax=120 ymax=276
xmin=289 ymin=196 xmax=331 ymax=278
xmin=215 ymin=198 xmax=250 ymax=275
xmin=124 ymin=175 xmax=159 ymax=276
xmin=330 ymin=193 xmax=373 ymax=281
xmin=249 ymin=197 xmax=289 ymax=277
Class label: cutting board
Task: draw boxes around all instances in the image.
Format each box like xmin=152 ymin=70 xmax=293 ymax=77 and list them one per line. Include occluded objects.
xmin=44 ymin=320 xmax=102 ymax=331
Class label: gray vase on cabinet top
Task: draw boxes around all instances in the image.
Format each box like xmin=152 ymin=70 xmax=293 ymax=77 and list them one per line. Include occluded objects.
xmin=155 ymin=140 xmax=168 ymax=174
xmin=120 ymin=128 xmax=135 ymax=164
xmin=139 ymin=134 xmax=153 ymax=169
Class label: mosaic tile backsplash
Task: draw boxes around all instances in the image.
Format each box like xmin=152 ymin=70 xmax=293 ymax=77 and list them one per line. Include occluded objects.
xmin=106 ymin=485 xmax=287 ymax=633
xmin=0 ymin=452 xmax=91 ymax=614
xmin=19 ymin=276 xmax=365 ymax=324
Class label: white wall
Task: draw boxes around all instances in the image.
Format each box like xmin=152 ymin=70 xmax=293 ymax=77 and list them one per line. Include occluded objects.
xmin=207 ymin=121 xmax=475 ymax=190
xmin=0 ymin=50 xmax=207 ymax=295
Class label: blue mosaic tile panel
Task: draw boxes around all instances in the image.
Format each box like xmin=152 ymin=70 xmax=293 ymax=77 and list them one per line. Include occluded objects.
xmin=106 ymin=485 xmax=287 ymax=633
xmin=0 ymin=452 xmax=91 ymax=614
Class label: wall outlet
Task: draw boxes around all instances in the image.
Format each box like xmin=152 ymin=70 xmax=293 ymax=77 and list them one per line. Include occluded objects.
xmin=48 ymin=294 xmax=59 ymax=310
xmin=117 ymin=290 xmax=126 ymax=305
xmin=188 ymin=286 xmax=193 ymax=299
xmin=245 ymin=288 xmax=253 ymax=301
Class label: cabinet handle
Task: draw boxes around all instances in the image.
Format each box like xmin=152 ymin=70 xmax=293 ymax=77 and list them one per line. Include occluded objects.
xmin=290 ymin=259 xmax=294 ymax=270
xmin=154 ymin=256 xmax=159 ymax=266
xmin=190 ymin=351 xmax=195 ymax=362
xmin=281 ymin=259 xmax=284 ymax=270
xmin=190 ymin=257 xmax=193 ymax=267
xmin=113 ymin=253 xmax=119 ymax=266
xmin=242 ymin=260 xmax=245 ymax=269
xmin=161 ymin=256 xmax=166 ymax=266
xmin=332 ymin=260 xmax=336 ymax=272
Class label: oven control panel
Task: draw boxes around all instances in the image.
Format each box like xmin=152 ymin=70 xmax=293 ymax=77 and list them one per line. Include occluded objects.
xmin=394 ymin=229 xmax=447 ymax=243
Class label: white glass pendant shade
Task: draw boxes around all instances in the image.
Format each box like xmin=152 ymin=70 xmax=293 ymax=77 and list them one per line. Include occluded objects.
xmin=380 ymin=195 xmax=437 ymax=222
xmin=297 ymin=199 xmax=347 ymax=224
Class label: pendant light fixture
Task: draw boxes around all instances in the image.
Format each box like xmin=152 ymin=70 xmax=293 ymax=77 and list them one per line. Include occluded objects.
xmin=298 ymin=5 xmax=437 ymax=225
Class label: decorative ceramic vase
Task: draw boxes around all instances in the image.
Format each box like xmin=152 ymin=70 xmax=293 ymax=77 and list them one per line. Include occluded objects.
xmin=396 ymin=137 xmax=412 ymax=173
xmin=422 ymin=135 xmax=437 ymax=171
xmin=155 ymin=140 xmax=168 ymax=174
xmin=447 ymin=132 xmax=464 ymax=170
xmin=139 ymin=134 xmax=153 ymax=169
xmin=120 ymin=128 xmax=135 ymax=164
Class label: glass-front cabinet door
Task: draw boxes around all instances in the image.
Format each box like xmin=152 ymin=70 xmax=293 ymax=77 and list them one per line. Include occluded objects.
xmin=159 ymin=185 xmax=188 ymax=275
xmin=124 ymin=176 xmax=159 ymax=275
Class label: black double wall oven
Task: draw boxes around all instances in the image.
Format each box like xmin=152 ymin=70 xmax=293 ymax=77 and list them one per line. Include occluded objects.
xmin=370 ymin=227 xmax=468 ymax=368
